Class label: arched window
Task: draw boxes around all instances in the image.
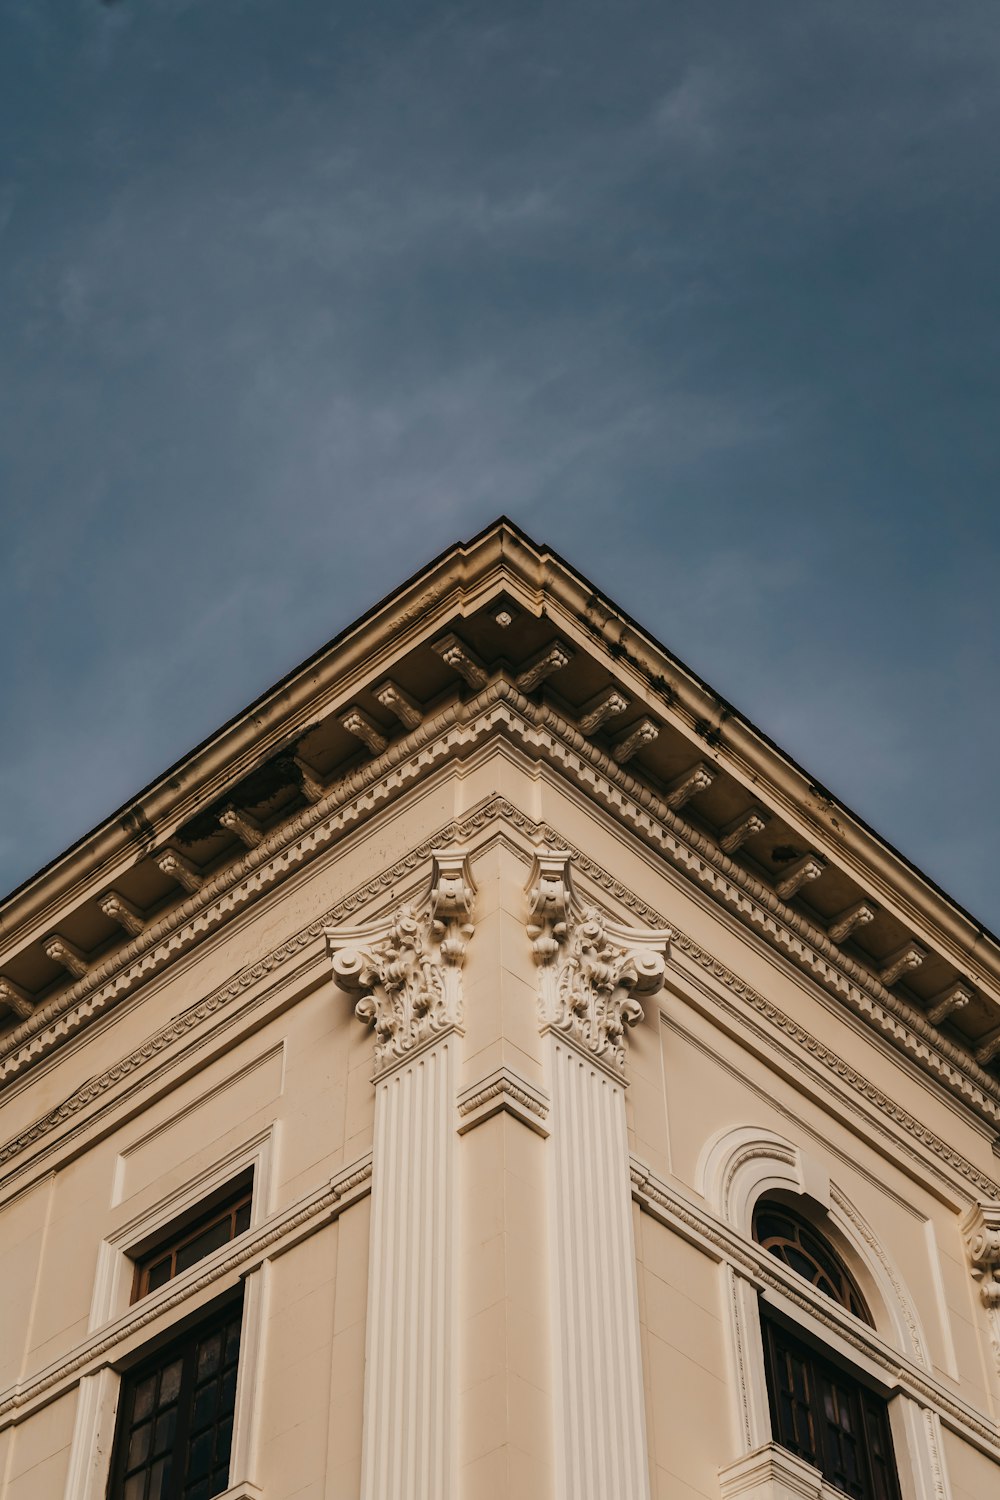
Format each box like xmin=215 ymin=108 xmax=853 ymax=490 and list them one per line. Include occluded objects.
xmin=753 ymin=1199 xmax=872 ymax=1324
xmin=752 ymin=1197 xmax=902 ymax=1500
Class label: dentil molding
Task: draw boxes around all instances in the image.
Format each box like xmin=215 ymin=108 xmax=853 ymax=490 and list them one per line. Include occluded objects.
xmin=3 ymin=798 xmax=999 ymax=1207
xmin=325 ymin=852 xmax=475 ymax=1074
xmin=526 ymin=851 xmax=671 ymax=1075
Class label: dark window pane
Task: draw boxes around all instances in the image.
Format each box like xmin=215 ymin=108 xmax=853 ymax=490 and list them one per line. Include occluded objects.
xmin=192 ymin=1382 xmax=218 ymax=1432
xmin=197 ymin=1332 xmax=222 ymax=1380
xmin=159 ymin=1360 xmax=183 ymax=1404
xmin=762 ymin=1318 xmax=901 ymax=1500
xmin=109 ymin=1301 xmax=243 ymax=1500
xmin=126 ymin=1422 xmax=151 ymax=1470
xmin=147 ymin=1456 xmax=170 ymax=1500
xmin=146 ymin=1258 xmax=173 ymax=1294
xmin=175 ymin=1219 xmax=233 ymax=1276
xmin=133 ymin=1376 xmax=157 ymax=1423
xmin=152 ymin=1408 xmax=176 ymax=1456
xmin=132 ymin=1182 xmax=253 ymax=1301
xmin=187 ymin=1429 xmax=213 ymax=1482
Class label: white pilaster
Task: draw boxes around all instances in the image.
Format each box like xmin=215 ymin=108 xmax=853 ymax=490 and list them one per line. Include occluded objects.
xmin=362 ymin=1037 xmax=456 ymax=1500
xmin=547 ymin=1035 xmax=651 ymax=1500
xmin=527 ymin=852 xmax=670 ymax=1500
xmin=325 ymin=853 xmax=474 ymax=1500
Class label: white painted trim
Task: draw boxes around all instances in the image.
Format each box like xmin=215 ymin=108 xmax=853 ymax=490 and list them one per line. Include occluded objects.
xmin=229 ymin=1262 xmax=269 ymax=1493
xmin=90 ymin=1126 xmax=275 ymax=1333
xmin=456 ymin=1065 xmax=549 ymax=1136
xmin=0 ymin=1150 xmax=371 ymax=1432
xmin=547 ymin=1034 xmax=650 ymax=1500
xmin=361 ymin=1035 xmax=457 ymax=1500
xmin=62 ymin=1366 xmax=120 ymax=1500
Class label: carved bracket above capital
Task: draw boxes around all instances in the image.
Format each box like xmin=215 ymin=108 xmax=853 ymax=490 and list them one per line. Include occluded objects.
xmin=526 ymin=852 xmax=671 ymax=1075
xmin=324 ymin=852 xmax=475 ymax=1075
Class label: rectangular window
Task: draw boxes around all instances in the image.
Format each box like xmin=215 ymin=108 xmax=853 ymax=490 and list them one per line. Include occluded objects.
xmin=131 ymin=1177 xmax=252 ymax=1304
xmin=107 ymin=1296 xmax=243 ymax=1500
xmin=762 ymin=1318 xmax=901 ymax=1500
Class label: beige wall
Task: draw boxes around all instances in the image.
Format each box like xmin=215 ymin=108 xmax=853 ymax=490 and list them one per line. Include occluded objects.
xmin=0 ymin=748 xmax=998 ymax=1499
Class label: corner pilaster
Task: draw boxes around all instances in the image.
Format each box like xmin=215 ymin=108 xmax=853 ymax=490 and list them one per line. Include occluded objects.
xmin=527 ymin=853 xmax=671 ymax=1500
xmin=325 ymin=852 xmax=475 ymax=1500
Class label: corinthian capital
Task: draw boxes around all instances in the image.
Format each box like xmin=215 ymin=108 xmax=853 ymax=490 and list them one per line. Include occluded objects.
xmin=325 ymin=852 xmax=475 ymax=1074
xmin=965 ymin=1202 xmax=1000 ymax=1309
xmin=526 ymin=852 xmax=671 ymax=1075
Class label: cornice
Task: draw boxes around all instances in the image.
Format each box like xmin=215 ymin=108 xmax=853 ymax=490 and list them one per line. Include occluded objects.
xmin=2 ymin=797 xmax=997 ymax=1215
xmin=1 ymin=679 xmax=999 ymax=1134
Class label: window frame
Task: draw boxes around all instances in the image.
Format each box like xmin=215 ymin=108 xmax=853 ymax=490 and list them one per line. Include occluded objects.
xmin=760 ymin=1311 xmax=903 ymax=1500
xmin=106 ymin=1290 xmax=245 ymax=1500
xmin=130 ymin=1176 xmax=254 ymax=1304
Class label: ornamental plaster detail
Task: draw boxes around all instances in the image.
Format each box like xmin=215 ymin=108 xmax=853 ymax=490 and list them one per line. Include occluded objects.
xmin=964 ymin=1202 xmax=1000 ymax=1372
xmin=325 ymin=853 xmax=475 ymax=1074
xmin=3 ymin=682 xmax=1000 ymax=1133
xmin=526 ymin=851 xmax=670 ymax=1074
xmin=3 ymin=797 xmax=1000 ymax=1206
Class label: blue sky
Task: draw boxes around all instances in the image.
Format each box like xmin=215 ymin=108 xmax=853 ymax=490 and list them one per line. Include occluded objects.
xmin=1 ymin=1 xmax=998 ymax=929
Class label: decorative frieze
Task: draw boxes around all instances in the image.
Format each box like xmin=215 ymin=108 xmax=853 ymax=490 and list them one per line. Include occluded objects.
xmin=98 ymin=891 xmax=146 ymax=937
xmin=611 ymin=717 xmax=659 ymax=764
xmin=526 ymin=852 xmax=670 ymax=1074
xmin=719 ymin=809 xmax=769 ymax=855
xmin=577 ymin=687 xmax=629 ymax=737
xmin=457 ymin=1065 xmax=549 ymax=1136
xmin=827 ymin=900 xmax=878 ymax=945
xmin=514 ymin=640 xmax=574 ymax=693
xmin=325 ymin=852 xmax=475 ymax=1074
xmin=373 ymin=679 xmax=424 ymax=730
xmin=338 ymin=707 xmax=389 ymax=757
xmin=774 ymin=854 xmax=825 ymax=902
xmin=431 ymin=632 xmax=488 ymax=690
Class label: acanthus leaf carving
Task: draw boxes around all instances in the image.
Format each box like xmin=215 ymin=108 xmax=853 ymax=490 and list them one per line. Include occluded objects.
xmin=526 ymin=852 xmax=670 ymax=1074
xmin=964 ymin=1201 xmax=1000 ymax=1372
xmin=324 ymin=852 xmax=475 ymax=1074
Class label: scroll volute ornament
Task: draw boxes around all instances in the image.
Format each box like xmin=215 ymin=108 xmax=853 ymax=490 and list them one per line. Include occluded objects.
xmin=965 ymin=1202 xmax=1000 ymax=1372
xmin=325 ymin=852 xmax=475 ymax=1074
xmin=527 ymin=852 xmax=671 ymax=1074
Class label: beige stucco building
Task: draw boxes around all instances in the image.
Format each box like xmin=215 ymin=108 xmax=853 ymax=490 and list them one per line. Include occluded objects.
xmin=1 ymin=518 xmax=999 ymax=1500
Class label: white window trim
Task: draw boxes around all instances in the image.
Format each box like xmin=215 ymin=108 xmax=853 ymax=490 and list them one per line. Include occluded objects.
xmin=89 ymin=1126 xmax=274 ymax=1333
xmin=65 ymin=1127 xmax=274 ymax=1500
xmin=703 ymin=1127 xmax=953 ymax=1500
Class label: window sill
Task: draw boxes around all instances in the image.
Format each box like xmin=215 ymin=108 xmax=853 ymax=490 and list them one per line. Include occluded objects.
xmin=719 ymin=1442 xmax=826 ymax=1500
xmin=216 ymin=1484 xmax=263 ymax=1500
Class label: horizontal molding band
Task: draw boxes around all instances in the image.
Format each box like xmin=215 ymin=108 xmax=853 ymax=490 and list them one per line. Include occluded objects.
xmin=0 ymin=1153 xmax=372 ymax=1432
xmin=629 ymin=1156 xmax=1000 ymax=1463
xmin=2 ymin=797 xmax=997 ymax=1217
xmin=2 ymin=685 xmax=998 ymax=1137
